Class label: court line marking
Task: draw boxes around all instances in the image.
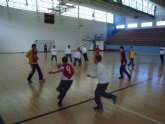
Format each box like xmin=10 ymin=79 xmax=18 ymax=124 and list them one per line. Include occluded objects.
xmin=14 ymin=72 xmax=165 ymax=124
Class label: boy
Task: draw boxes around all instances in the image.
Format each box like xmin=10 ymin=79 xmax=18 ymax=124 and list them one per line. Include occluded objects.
xmin=49 ymin=56 xmax=74 ymax=106
xmin=87 ymin=54 xmax=117 ymax=110
xmin=73 ymin=47 xmax=81 ymax=67
xmin=81 ymin=45 xmax=89 ymax=62
xmin=119 ymin=46 xmax=131 ymax=80
xmin=128 ymin=46 xmax=135 ymax=68
xmin=160 ymin=46 xmax=165 ymax=64
xmin=51 ymin=45 xmax=58 ymax=62
xmin=94 ymin=45 xmax=100 ymax=55
xmin=65 ymin=45 xmax=72 ymax=63
xmin=26 ymin=44 xmax=45 ymax=83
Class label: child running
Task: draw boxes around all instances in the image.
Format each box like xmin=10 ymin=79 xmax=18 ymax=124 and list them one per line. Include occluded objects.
xmin=87 ymin=54 xmax=117 ymax=111
xmin=49 ymin=56 xmax=74 ymax=107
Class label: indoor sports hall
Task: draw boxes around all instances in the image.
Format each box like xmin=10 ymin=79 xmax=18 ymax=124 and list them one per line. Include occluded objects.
xmin=0 ymin=0 xmax=165 ymax=124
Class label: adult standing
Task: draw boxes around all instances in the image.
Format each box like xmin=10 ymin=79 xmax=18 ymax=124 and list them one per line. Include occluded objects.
xmin=26 ymin=44 xmax=45 ymax=83
xmin=160 ymin=46 xmax=165 ymax=64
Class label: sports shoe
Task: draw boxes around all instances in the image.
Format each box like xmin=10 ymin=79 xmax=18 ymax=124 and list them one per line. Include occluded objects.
xmin=58 ymin=101 xmax=62 ymax=107
xmin=93 ymin=106 xmax=103 ymax=111
xmin=112 ymin=95 xmax=117 ymax=104
xmin=27 ymin=79 xmax=33 ymax=84
xmin=118 ymin=77 xmax=123 ymax=79
xmin=39 ymin=79 xmax=45 ymax=82
xmin=128 ymin=76 xmax=131 ymax=81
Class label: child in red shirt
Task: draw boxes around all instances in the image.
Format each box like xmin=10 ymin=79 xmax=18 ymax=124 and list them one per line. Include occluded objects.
xmin=95 ymin=45 xmax=100 ymax=55
xmin=49 ymin=56 xmax=74 ymax=106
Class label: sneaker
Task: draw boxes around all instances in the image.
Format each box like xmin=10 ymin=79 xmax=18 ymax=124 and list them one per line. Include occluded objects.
xmin=118 ymin=77 xmax=123 ymax=79
xmin=39 ymin=79 xmax=45 ymax=82
xmin=27 ymin=79 xmax=33 ymax=84
xmin=58 ymin=101 xmax=62 ymax=107
xmin=128 ymin=76 xmax=131 ymax=81
xmin=93 ymin=106 xmax=103 ymax=111
xmin=112 ymin=95 xmax=117 ymax=104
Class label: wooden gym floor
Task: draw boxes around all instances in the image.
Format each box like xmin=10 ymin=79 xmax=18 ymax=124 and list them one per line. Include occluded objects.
xmin=0 ymin=51 xmax=165 ymax=124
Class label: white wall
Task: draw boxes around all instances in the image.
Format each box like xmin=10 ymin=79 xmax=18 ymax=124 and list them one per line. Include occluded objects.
xmin=0 ymin=6 xmax=107 ymax=53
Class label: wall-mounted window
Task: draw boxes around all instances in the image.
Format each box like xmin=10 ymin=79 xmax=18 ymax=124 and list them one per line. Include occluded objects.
xmin=121 ymin=0 xmax=155 ymax=16
xmin=106 ymin=13 xmax=114 ymax=23
xmin=0 ymin=0 xmax=114 ymax=24
xmin=141 ymin=22 xmax=152 ymax=27
xmin=156 ymin=21 xmax=165 ymax=26
xmin=127 ymin=23 xmax=138 ymax=28
xmin=116 ymin=25 xmax=125 ymax=29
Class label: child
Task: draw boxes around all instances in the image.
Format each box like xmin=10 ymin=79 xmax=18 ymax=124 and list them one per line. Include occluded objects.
xmin=160 ymin=46 xmax=165 ymax=64
xmin=26 ymin=44 xmax=45 ymax=83
xmin=65 ymin=45 xmax=72 ymax=63
xmin=119 ymin=46 xmax=131 ymax=80
xmin=49 ymin=56 xmax=74 ymax=107
xmin=128 ymin=46 xmax=135 ymax=68
xmin=73 ymin=47 xmax=81 ymax=67
xmin=51 ymin=45 xmax=58 ymax=62
xmin=87 ymin=54 xmax=117 ymax=111
xmin=94 ymin=45 xmax=100 ymax=55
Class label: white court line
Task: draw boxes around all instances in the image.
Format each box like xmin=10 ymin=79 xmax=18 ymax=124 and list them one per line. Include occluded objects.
xmin=72 ymin=86 xmax=163 ymax=124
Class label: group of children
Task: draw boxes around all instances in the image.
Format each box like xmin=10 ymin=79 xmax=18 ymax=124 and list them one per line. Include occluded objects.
xmin=26 ymin=43 xmax=136 ymax=110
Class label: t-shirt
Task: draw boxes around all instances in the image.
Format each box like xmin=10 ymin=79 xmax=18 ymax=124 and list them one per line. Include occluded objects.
xmin=96 ymin=63 xmax=109 ymax=84
xmin=120 ymin=50 xmax=127 ymax=64
xmin=65 ymin=48 xmax=72 ymax=54
xmin=61 ymin=63 xmax=74 ymax=80
xmin=74 ymin=51 xmax=81 ymax=59
xmin=160 ymin=47 xmax=165 ymax=54
xmin=95 ymin=48 xmax=100 ymax=54
xmin=82 ymin=47 xmax=87 ymax=53
xmin=51 ymin=48 xmax=57 ymax=55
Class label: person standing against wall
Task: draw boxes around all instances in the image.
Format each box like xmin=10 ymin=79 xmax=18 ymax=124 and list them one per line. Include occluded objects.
xmin=26 ymin=44 xmax=45 ymax=83
xmin=160 ymin=46 xmax=165 ymax=64
xmin=119 ymin=46 xmax=131 ymax=81
xmin=44 ymin=43 xmax=48 ymax=53
xmin=65 ymin=45 xmax=72 ymax=63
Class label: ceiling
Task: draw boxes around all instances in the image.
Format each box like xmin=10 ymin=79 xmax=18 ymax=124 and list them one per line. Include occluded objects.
xmin=150 ymin=0 xmax=165 ymax=7
xmin=68 ymin=0 xmax=165 ymax=19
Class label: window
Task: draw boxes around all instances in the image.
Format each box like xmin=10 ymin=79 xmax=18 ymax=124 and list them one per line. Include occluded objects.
xmin=95 ymin=10 xmax=106 ymax=22
xmin=141 ymin=22 xmax=152 ymax=27
xmin=116 ymin=25 xmax=125 ymax=29
xmin=79 ymin=6 xmax=93 ymax=20
xmin=106 ymin=13 xmax=114 ymax=23
xmin=121 ymin=0 xmax=155 ymax=16
xmin=127 ymin=23 xmax=138 ymax=28
xmin=0 ymin=0 xmax=114 ymax=23
xmin=156 ymin=21 xmax=165 ymax=26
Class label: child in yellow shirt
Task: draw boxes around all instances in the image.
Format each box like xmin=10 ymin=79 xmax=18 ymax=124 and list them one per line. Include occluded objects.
xmin=128 ymin=46 xmax=135 ymax=68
